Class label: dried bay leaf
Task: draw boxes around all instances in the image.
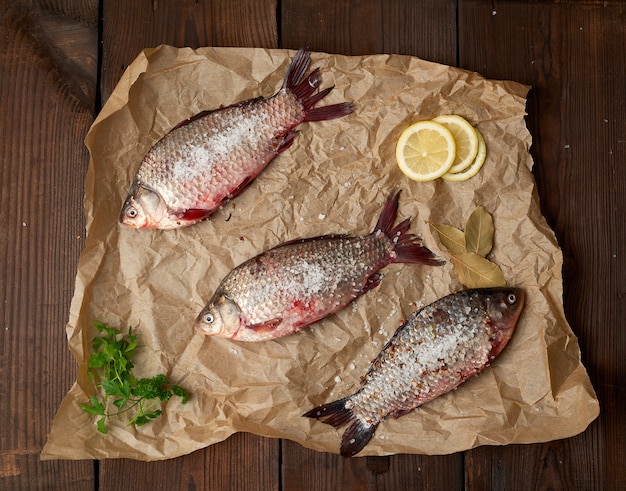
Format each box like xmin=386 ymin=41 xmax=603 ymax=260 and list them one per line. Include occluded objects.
xmin=450 ymin=252 xmax=507 ymax=289
xmin=464 ymin=206 xmax=494 ymax=257
xmin=431 ymin=207 xmax=503 ymax=288
xmin=429 ymin=222 xmax=466 ymax=254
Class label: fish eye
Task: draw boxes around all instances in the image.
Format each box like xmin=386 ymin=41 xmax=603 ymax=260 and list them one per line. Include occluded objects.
xmin=203 ymin=313 xmax=214 ymax=324
xmin=126 ymin=207 xmax=138 ymax=219
xmin=507 ymin=293 xmax=517 ymax=304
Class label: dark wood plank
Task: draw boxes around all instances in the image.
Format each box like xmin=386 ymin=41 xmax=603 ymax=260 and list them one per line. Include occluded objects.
xmin=100 ymin=0 xmax=278 ymax=103
xmin=97 ymin=1 xmax=280 ymax=489
xmin=280 ymin=1 xmax=465 ymax=490
xmin=2 ymin=0 xmax=620 ymax=489
xmin=282 ymin=441 xmax=464 ymax=491
xmin=0 ymin=0 xmax=98 ymax=489
xmin=282 ymin=0 xmax=457 ymax=65
xmin=99 ymin=433 xmax=279 ymax=491
xmin=459 ymin=1 xmax=625 ymax=489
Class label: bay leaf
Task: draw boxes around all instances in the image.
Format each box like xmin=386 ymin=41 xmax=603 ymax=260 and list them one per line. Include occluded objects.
xmin=429 ymin=222 xmax=466 ymax=254
xmin=450 ymin=252 xmax=507 ymax=289
xmin=464 ymin=206 xmax=494 ymax=257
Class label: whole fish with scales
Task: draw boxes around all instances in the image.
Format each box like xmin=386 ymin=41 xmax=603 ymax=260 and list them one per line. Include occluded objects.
xmin=195 ymin=191 xmax=443 ymax=341
xmin=304 ymin=287 xmax=524 ymax=457
xmin=120 ymin=47 xmax=354 ymax=229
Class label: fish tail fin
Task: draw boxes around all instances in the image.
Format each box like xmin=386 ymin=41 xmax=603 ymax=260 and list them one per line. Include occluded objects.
xmin=283 ymin=47 xmax=355 ymax=122
xmin=303 ymin=397 xmax=377 ymax=457
xmin=303 ymin=397 xmax=355 ymax=428
xmin=341 ymin=418 xmax=378 ymax=458
xmin=374 ymin=191 xmax=444 ymax=266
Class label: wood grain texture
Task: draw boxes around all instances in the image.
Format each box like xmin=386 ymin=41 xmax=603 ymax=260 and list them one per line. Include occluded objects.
xmin=1 ymin=0 xmax=624 ymax=489
xmin=282 ymin=441 xmax=464 ymax=491
xmin=100 ymin=0 xmax=278 ymax=103
xmin=282 ymin=0 xmax=457 ymax=65
xmin=99 ymin=433 xmax=279 ymax=491
xmin=0 ymin=0 xmax=98 ymax=489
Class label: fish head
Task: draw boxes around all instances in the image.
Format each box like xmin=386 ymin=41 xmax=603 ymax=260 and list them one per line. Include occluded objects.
xmin=484 ymin=287 xmax=525 ymax=355
xmin=195 ymin=294 xmax=242 ymax=337
xmin=120 ymin=183 xmax=168 ymax=229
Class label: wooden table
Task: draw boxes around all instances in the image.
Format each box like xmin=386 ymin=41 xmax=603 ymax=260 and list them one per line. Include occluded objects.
xmin=1 ymin=1 xmax=624 ymax=489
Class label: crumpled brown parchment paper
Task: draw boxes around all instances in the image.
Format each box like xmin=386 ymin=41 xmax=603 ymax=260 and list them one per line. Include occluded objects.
xmin=42 ymin=46 xmax=599 ymax=461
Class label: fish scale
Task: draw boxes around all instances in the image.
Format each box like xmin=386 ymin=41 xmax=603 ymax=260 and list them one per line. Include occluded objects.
xmin=138 ymin=95 xmax=299 ymax=210
xmin=120 ymin=48 xmax=354 ymax=229
xmin=304 ymin=287 xmax=525 ymax=457
xmin=224 ymin=234 xmax=392 ymax=326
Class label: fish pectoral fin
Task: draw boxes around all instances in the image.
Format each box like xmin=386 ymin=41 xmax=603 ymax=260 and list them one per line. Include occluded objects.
xmin=246 ymin=318 xmax=283 ymax=333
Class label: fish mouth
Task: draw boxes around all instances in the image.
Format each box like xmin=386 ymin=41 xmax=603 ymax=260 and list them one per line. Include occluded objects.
xmin=120 ymin=215 xmax=140 ymax=228
xmin=119 ymin=183 xmax=168 ymax=228
xmin=195 ymin=323 xmax=212 ymax=335
xmin=194 ymin=314 xmax=214 ymax=335
xmin=195 ymin=323 xmax=221 ymax=338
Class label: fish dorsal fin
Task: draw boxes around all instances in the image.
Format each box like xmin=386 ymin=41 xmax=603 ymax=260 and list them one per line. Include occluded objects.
xmin=170 ymin=110 xmax=215 ymax=131
xmin=270 ymin=234 xmax=349 ymax=250
xmin=170 ymin=97 xmax=264 ymax=131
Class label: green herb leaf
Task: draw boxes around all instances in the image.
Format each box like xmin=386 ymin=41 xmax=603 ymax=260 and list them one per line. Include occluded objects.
xmin=113 ymin=398 xmax=128 ymax=409
xmin=431 ymin=207 xmax=506 ymax=288
xmin=172 ymin=385 xmax=190 ymax=404
xmin=88 ymin=352 xmax=108 ymax=369
xmin=133 ymin=409 xmax=162 ymax=427
xmin=97 ymin=417 xmax=108 ymax=434
xmin=80 ymin=396 xmax=105 ymax=416
xmin=81 ymin=321 xmax=190 ymax=434
xmin=464 ymin=206 xmax=494 ymax=257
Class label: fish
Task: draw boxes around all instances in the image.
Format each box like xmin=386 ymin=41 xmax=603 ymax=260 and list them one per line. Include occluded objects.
xmin=120 ymin=47 xmax=355 ymax=229
xmin=195 ymin=191 xmax=443 ymax=341
xmin=303 ymin=287 xmax=524 ymax=457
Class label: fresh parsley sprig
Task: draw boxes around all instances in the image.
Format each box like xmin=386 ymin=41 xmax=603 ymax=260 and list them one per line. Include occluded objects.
xmin=80 ymin=321 xmax=190 ymax=434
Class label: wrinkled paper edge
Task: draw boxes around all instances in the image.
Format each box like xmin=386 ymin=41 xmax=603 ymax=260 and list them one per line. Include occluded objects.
xmin=42 ymin=45 xmax=599 ymax=461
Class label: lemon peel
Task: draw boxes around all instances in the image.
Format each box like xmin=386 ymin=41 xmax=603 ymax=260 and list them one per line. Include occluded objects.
xmin=442 ymin=131 xmax=487 ymax=182
xmin=432 ymin=114 xmax=479 ymax=174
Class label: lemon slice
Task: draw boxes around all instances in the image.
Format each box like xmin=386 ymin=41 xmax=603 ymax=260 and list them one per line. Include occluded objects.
xmin=442 ymin=130 xmax=487 ymax=181
xmin=432 ymin=114 xmax=479 ymax=174
xmin=395 ymin=121 xmax=456 ymax=181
